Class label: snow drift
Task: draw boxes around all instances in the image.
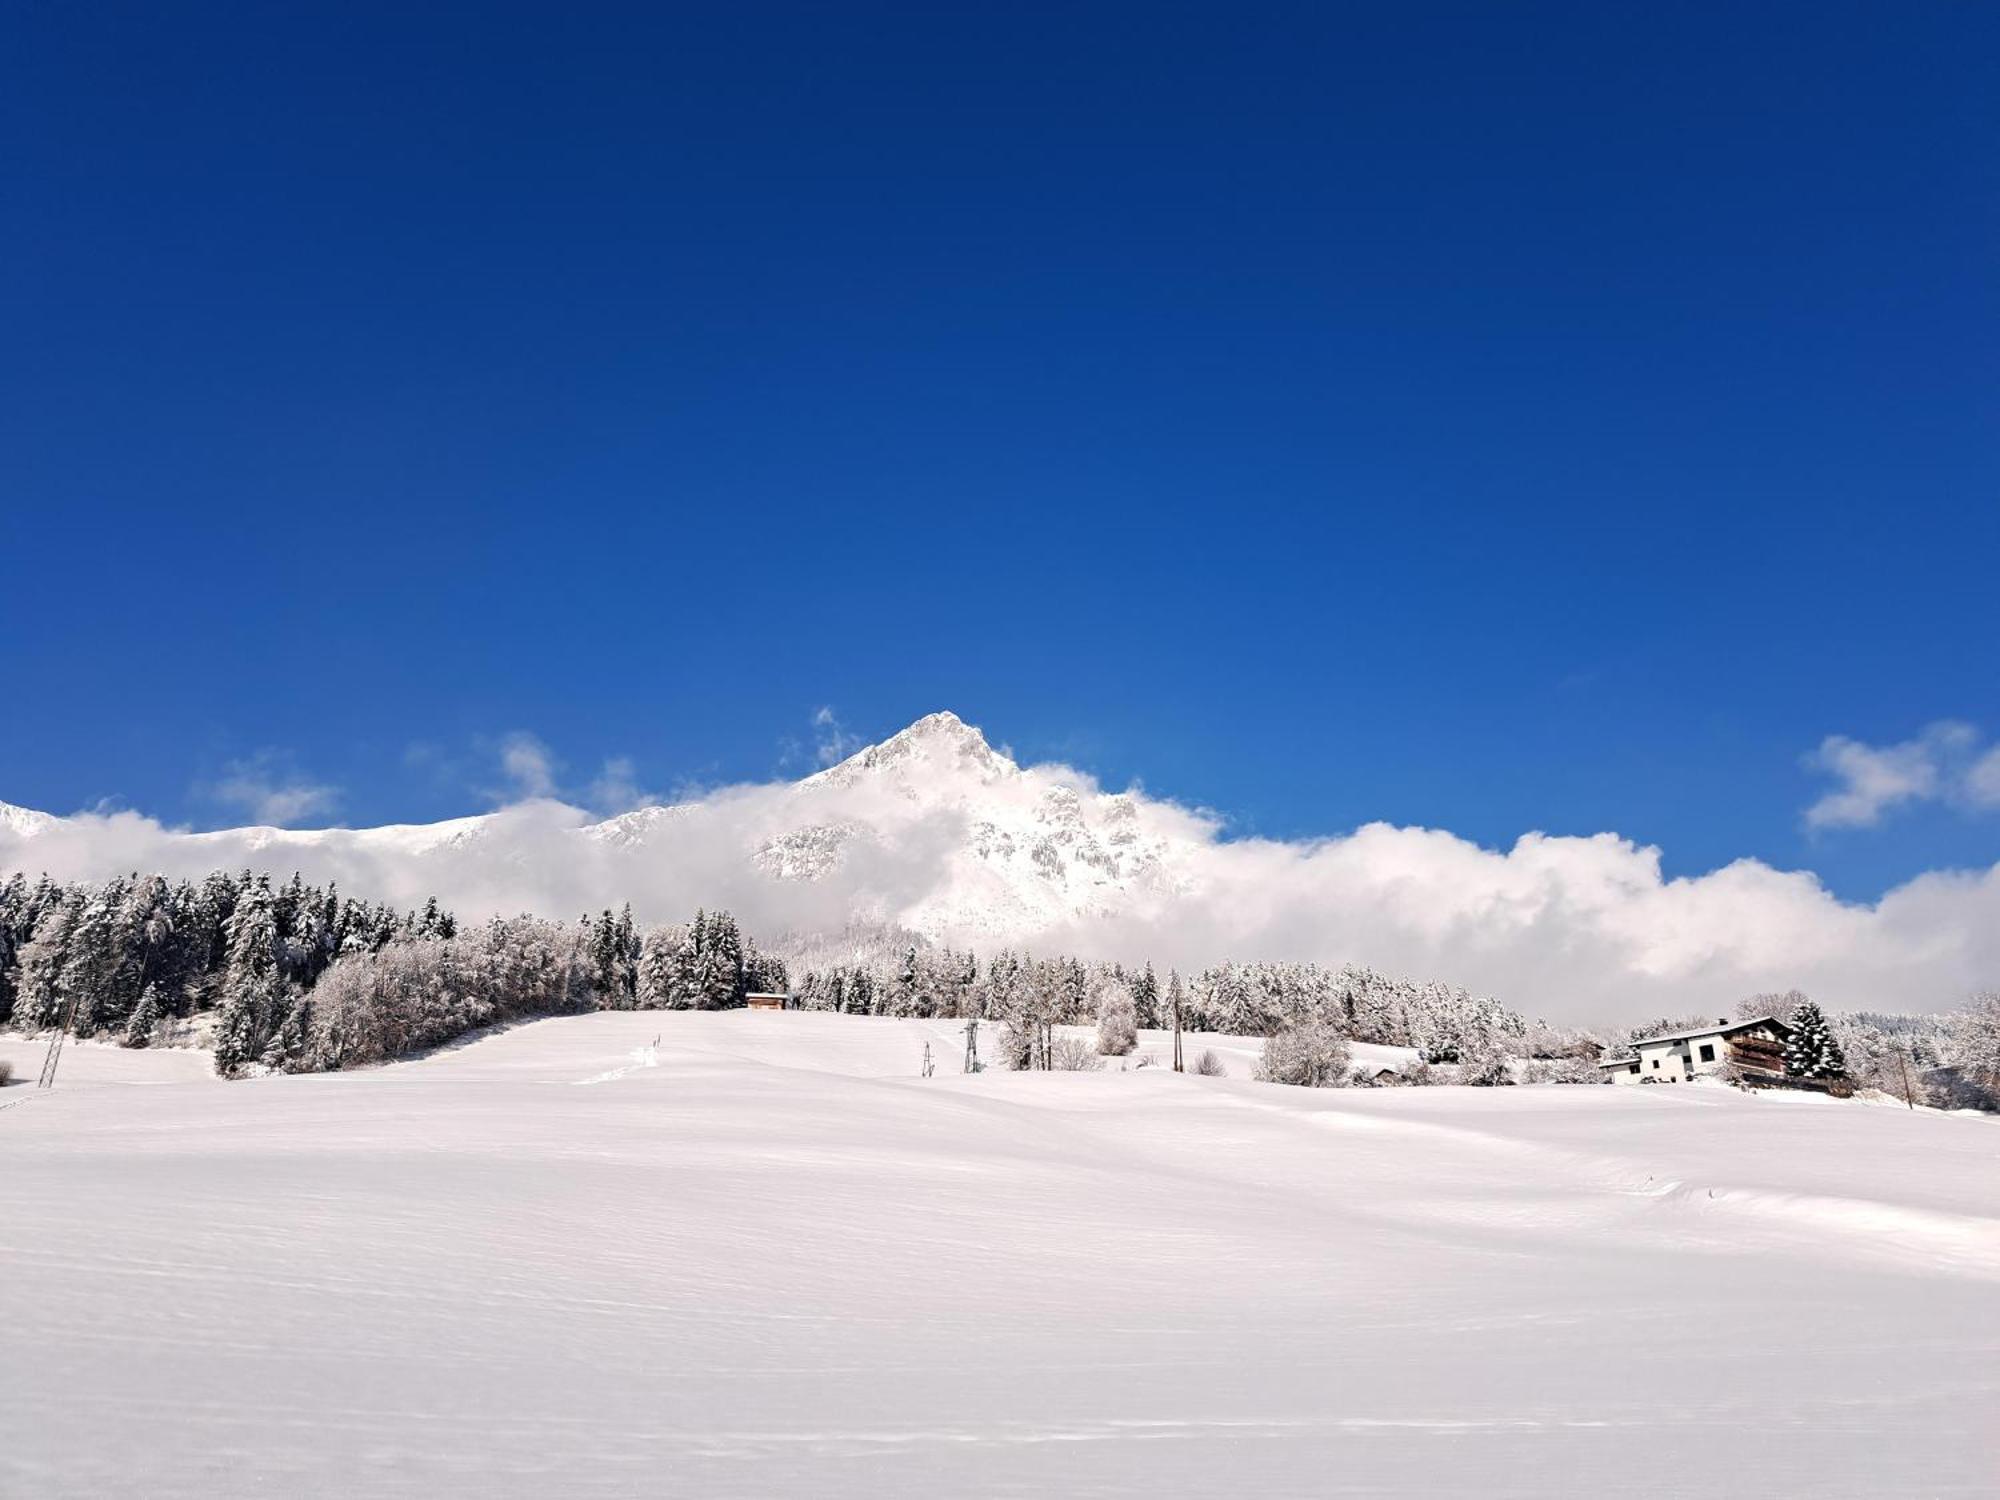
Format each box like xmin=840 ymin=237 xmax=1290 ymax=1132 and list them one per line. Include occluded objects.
xmin=2 ymin=1011 xmax=1995 ymax=1497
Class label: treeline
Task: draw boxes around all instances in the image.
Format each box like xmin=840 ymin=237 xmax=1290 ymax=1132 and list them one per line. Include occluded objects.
xmin=0 ymin=870 xmax=444 ymax=1061
xmin=307 ymin=907 xmax=788 ymax=1072
xmin=0 ymin=871 xmax=784 ymax=1077
xmin=2 ymin=870 xmax=1557 ymax=1079
xmin=785 ymin=941 xmax=1569 ymax=1062
xmin=10 ymin=867 xmax=1994 ymax=1103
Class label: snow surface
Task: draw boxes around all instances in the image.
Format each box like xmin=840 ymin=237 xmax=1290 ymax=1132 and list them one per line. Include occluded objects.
xmin=3 ymin=1013 xmax=1997 ymax=1497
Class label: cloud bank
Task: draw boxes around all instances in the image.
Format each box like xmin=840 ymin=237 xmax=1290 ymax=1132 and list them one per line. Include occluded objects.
xmin=7 ymin=716 xmax=2000 ymax=1027
xmin=1804 ymin=721 xmax=2000 ymax=829
xmin=197 ymin=753 xmax=341 ymax=828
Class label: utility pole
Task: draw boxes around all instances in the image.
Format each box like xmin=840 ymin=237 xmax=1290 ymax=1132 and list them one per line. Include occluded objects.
xmin=1172 ymin=989 xmax=1184 ymax=1074
xmin=921 ymin=1041 xmax=934 ymax=1079
xmin=963 ymin=1017 xmax=981 ymax=1074
xmin=37 ymin=988 xmax=83 ymax=1090
xmin=1894 ymin=1043 xmax=1915 ymax=1111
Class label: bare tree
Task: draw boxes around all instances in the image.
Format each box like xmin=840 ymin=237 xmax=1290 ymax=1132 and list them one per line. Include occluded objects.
xmin=1095 ymin=980 xmax=1138 ymax=1056
xmin=1255 ymin=1021 xmax=1350 ymax=1087
xmin=1051 ymin=1035 xmax=1106 ymax=1072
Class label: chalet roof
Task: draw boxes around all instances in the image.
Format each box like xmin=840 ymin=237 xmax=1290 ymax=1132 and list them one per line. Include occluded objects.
xmin=1633 ymin=1015 xmax=1794 ymax=1047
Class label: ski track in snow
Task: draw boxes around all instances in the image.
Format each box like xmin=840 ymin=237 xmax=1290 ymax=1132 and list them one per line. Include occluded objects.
xmin=2 ymin=1012 xmax=1997 ymax=1499
xmin=573 ymin=1045 xmax=659 ymax=1085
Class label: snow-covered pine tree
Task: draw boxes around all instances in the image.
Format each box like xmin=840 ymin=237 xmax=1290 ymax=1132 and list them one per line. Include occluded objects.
xmin=890 ymin=946 xmax=921 ymax=1018
xmin=1131 ymin=962 xmax=1160 ymax=1030
xmin=214 ymin=876 xmax=281 ymax=1076
xmin=702 ymin=911 xmax=745 ymax=1008
xmin=13 ymin=891 xmax=82 ymax=1031
xmin=106 ymin=876 xmax=153 ymax=1015
xmin=123 ymin=982 xmax=164 ymax=1048
xmin=423 ymin=895 xmax=457 ymax=939
xmin=635 ymin=925 xmax=681 ymax=1009
xmin=847 ymin=967 xmax=876 ymax=1015
xmin=59 ymin=880 xmax=124 ymax=1037
xmin=263 ymin=989 xmax=312 ymax=1072
xmin=0 ymin=873 xmax=22 ymax=1023
xmin=1947 ymin=994 xmax=2000 ymax=1091
xmin=744 ymin=943 xmax=788 ymax=998
xmin=1784 ymin=999 xmax=1848 ymax=1080
xmin=613 ymin=904 xmax=637 ymax=1003
xmin=588 ymin=910 xmax=625 ymax=1008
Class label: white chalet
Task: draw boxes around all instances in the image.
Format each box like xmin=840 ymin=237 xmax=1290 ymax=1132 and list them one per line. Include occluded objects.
xmin=1599 ymin=1015 xmax=1794 ymax=1086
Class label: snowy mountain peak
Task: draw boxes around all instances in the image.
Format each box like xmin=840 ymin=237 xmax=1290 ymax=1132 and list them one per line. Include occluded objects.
xmin=0 ymin=800 xmax=58 ymax=838
xmin=803 ymin=710 xmax=1017 ymax=790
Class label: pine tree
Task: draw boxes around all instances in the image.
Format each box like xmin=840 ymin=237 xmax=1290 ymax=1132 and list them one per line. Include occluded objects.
xmin=1785 ymin=999 xmax=1848 ymax=1080
xmin=702 ymin=911 xmax=745 ymax=1008
xmin=60 ymin=882 xmax=124 ymax=1036
xmin=13 ymin=895 xmax=81 ymax=1031
xmin=112 ymin=874 xmax=173 ymax=1015
xmin=214 ymin=876 xmax=281 ymax=1076
xmin=0 ymin=875 xmax=21 ymax=1024
xmin=124 ymin=983 xmax=164 ymax=1048
xmin=744 ymin=944 xmax=788 ymax=998
xmin=589 ymin=910 xmax=624 ymax=1007
xmin=1132 ymin=963 xmax=1160 ymax=1030
xmin=612 ymin=904 xmax=637 ymax=1004
xmin=635 ymin=925 xmax=680 ymax=1009
xmin=845 ymin=968 xmax=874 ymax=1015
xmin=263 ymin=990 xmax=312 ymax=1072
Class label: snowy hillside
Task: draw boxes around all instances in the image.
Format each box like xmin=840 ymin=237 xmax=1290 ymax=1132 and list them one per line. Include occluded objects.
xmin=2 ymin=1011 xmax=1994 ymax=1497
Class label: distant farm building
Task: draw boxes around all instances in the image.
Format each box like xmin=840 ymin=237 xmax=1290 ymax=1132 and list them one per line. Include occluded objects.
xmin=745 ymin=993 xmax=789 ymax=1012
xmin=1599 ymin=1016 xmax=1793 ymax=1086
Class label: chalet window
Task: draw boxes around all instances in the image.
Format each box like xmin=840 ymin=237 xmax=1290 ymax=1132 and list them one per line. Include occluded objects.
xmin=1627 ymin=1062 xmax=1640 ymax=1075
xmin=1698 ymin=1044 xmax=1715 ymax=1063
xmin=1650 ymin=1058 xmax=1659 ymax=1069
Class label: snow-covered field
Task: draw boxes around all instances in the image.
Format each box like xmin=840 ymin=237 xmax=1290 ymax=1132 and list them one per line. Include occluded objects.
xmin=3 ymin=1014 xmax=1996 ymax=1497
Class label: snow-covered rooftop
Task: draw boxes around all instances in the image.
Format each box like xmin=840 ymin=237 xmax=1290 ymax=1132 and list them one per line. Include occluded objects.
xmin=1633 ymin=1015 xmax=1793 ymax=1047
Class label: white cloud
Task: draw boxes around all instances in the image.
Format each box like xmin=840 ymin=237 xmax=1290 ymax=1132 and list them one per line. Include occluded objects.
xmin=1804 ymin=721 xmax=1989 ymax=829
xmin=14 ymin=717 xmax=2000 ymax=1027
xmin=811 ymin=706 xmax=862 ymax=768
xmin=496 ymin=733 xmax=558 ymax=800
xmin=586 ymin=757 xmax=656 ymax=815
xmin=199 ymin=754 xmax=340 ymax=828
xmin=1966 ymin=747 xmax=2000 ymax=811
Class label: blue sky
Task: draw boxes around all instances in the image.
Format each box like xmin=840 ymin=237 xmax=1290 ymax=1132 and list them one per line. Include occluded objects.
xmin=4 ymin=1 xmax=1995 ymax=901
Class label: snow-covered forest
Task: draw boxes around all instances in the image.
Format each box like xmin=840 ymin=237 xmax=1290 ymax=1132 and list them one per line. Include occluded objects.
xmin=3 ymin=867 xmax=1997 ymax=1105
